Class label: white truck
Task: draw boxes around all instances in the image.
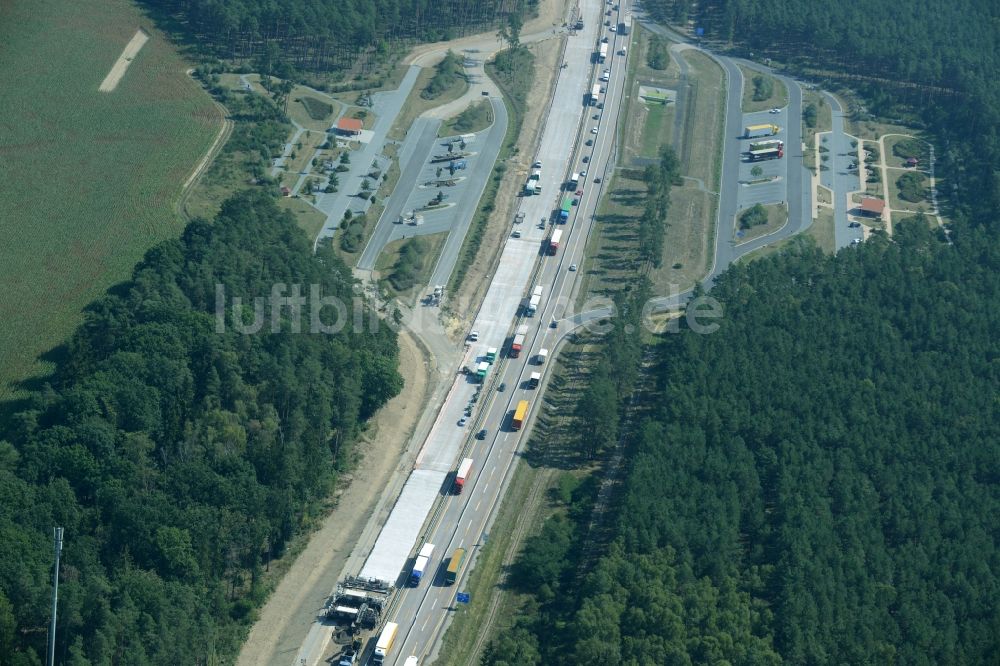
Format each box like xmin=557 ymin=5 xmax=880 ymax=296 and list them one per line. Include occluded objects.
xmin=536 ymin=348 xmax=548 ymax=365
xmin=525 ymin=285 xmax=543 ymax=317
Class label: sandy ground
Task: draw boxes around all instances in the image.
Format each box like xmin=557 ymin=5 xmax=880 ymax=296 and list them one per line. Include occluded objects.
xmin=447 ymin=35 xmax=566 ymax=339
xmin=99 ymin=28 xmax=149 ymax=92
xmin=237 ymin=329 xmax=430 ymax=666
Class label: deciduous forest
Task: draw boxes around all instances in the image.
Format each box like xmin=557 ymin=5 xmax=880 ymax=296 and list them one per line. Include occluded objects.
xmin=0 ymin=192 xmax=402 ymax=664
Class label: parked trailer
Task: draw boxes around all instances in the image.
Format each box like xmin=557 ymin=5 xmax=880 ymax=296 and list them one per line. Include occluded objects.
xmin=445 ymin=548 xmax=467 ymax=585
xmin=744 ymin=123 xmax=780 ymax=138
xmin=749 ymin=139 xmax=783 ymax=152
xmin=454 ymin=458 xmax=474 ymax=494
xmin=373 ymin=622 xmax=398 ymax=665
xmin=548 ymin=229 xmax=563 ymax=255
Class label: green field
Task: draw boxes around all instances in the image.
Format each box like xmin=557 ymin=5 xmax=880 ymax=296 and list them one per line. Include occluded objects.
xmin=0 ymin=0 xmax=220 ymax=400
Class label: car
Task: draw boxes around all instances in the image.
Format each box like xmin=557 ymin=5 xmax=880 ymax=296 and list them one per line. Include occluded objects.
xmin=593 ymin=113 xmax=600 ymax=119
xmin=582 ymin=155 xmax=590 ymax=163
xmin=569 ymin=263 xmax=578 ymax=271
xmin=769 ymin=107 xmax=781 ymax=114
xmin=604 ymin=19 xmax=610 ymax=26
xmin=482 ymin=90 xmax=489 ymax=96
xmin=610 ymin=25 xmax=617 ymax=32
xmin=586 ymin=139 xmax=593 ymax=146
xmin=468 ymin=331 xmax=479 ymax=342
xmin=477 ymin=428 xmax=488 ymax=440
xmin=550 ymin=319 xmax=558 ymax=328
xmin=532 ymin=160 xmax=542 ymax=168
xmin=849 ymin=221 xmax=861 ymax=228
xmin=600 ymin=87 xmax=607 ymax=93
xmin=580 ymin=170 xmax=588 ymax=177
xmin=594 ymin=176 xmax=602 ymax=183
xmin=572 ymin=198 xmax=579 ymax=205
xmin=498 ymin=382 xmax=507 ymax=392
xmin=591 ymin=127 xmax=599 ymax=134
xmin=576 ymin=188 xmax=584 ymax=196
xmin=458 ymin=417 xmax=467 ymax=426
xmin=606 ymin=9 xmax=612 ymax=15
xmin=512 ymin=230 xmax=521 ymax=238
xmin=602 ymin=35 xmax=609 ymax=42
xmin=851 ymin=238 xmax=862 ymax=245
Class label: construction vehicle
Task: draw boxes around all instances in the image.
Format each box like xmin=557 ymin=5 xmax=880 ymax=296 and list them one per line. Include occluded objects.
xmin=323 ymin=576 xmax=389 ymax=630
xmin=373 ymin=622 xmax=398 ymax=665
xmin=512 ymin=400 xmax=529 ymax=430
xmin=548 ymin=229 xmax=563 ymax=255
xmin=528 ymin=372 xmax=541 ymax=388
xmin=454 ymin=458 xmax=473 ymax=494
xmin=743 ymin=123 xmax=780 ymax=138
xmin=445 ymin=548 xmax=467 ymax=585
xmin=511 ymin=324 xmax=529 ymax=358
xmin=409 ymin=543 xmax=435 ymax=586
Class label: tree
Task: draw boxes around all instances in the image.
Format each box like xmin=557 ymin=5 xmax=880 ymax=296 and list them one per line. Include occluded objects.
xmin=751 ymin=165 xmax=764 ymax=177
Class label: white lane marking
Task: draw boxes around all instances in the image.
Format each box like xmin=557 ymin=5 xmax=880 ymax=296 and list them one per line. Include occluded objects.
xmin=476 ymin=500 xmax=482 ymax=511
xmin=422 ymin=615 xmax=430 ymax=631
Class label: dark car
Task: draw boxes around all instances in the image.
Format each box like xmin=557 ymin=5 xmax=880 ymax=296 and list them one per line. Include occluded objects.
xmin=477 ymin=428 xmax=488 ymax=440
xmin=582 ymin=155 xmax=590 ymax=163
xmin=586 ymin=139 xmax=593 ymax=146
xmin=498 ymin=382 xmax=507 ymax=392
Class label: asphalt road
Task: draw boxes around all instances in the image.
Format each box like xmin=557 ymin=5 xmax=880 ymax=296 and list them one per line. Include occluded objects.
xmin=374 ymin=0 xmax=633 ymax=663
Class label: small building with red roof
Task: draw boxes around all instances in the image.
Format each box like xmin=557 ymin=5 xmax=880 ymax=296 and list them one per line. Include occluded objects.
xmin=336 ymin=117 xmax=363 ymax=136
xmin=858 ymin=197 xmax=886 ymax=218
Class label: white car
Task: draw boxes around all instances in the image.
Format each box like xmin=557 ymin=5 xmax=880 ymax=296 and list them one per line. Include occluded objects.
xmin=458 ymin=417 xmax=467 ymax=426
xmin=569 ymin=264 xmax=578 ymax=271
xmin=591 ymin=127 xmax=599 ymax=134
xmin=468 ymin=331 xmax=479 ymax=342
xmin=532 ymin=160 xmax=542 ymax=168
xmin=580 ymin=170 xmax=588 ymax=177
xmin=769 ymin=107 xmax=781 ymax=114
xmin=610 ymin=25 xmax=617 ymax=32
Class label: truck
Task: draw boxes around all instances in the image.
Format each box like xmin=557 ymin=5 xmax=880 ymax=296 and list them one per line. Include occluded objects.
xmin=512 ymin=400 xmax=530 ymax=430
xmin=618 ymin=15 xmax=632 ymax=35
xmin=445 ymin=548 xmax=466 ymax=585
xmin=524 ymin=170 xmax=542 ymax=196
xmin=598 ymin=43 xmax=608 ymax=63
xmin=590 ymin=83 xmax=600 ymax=106
xmin=744 ymin=123 xmax=780 ymax=139
xmin=511 ymin=324 xmax=529 ymax=357
xmin=404 ymin=658 xmax=419 ymax=666
xmin=528 ymin=372 xmax=541 ymax=389
xmin=747 ymin=141 xmax=784 ymax=161
xmin=373 ymin=622 xmax=398 ymax=665
xmin=454 ymin=458 xmax=474 ymax=494
xmin=409 ymin=543 xmax=435 ymax=586
xmin=527 ymin=294 xmax=541 ymax=316
xmin=570 ymin=172 xmax=580 ymax=187
xmin=476 ymin=361 xmax=489 ymax=381
xmin=486 ymin=347 xmax=498 ymax=363
xmin=449 ymin=159 xmax=467 ymax=172
xmin=536 ymin=348 xmax=549 ymax=365
xmin=560 ymin=197 xmax=573 ymax=222
xmin=548 ymin=229 xmax=563 ymax=255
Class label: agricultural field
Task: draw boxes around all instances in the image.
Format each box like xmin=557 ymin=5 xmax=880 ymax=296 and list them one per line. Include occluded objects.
xmin=0 ymin=0 xmax=220 ymax=401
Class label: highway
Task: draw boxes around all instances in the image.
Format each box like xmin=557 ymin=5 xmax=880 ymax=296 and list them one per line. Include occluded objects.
xmin=376 ymin=0 xmax=634 ymax=663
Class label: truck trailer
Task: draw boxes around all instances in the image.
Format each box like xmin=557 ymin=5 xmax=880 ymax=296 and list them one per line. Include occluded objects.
xmin=373 ymin=622 xmax=398 ymax=665
xmin=511 ymin=324 xmax=529 ymax=357
xmin=590 ymin=83 xmax=600 ymax=105
xmin=536 ymin=348 xmax=548 ymax=365
xmin=454 ymin=458 xmax=474 ymax=494
xmin=560 ymin=198 xmax=573 ymax=222
xmin=744 ymin=123 xmax=780 ymax=138
xmin=445 ymin=548 xmax=466 ymax=585
xmin=409 ymin=543 xmax=435 ymax=586
xmin=747 ymin=142 xmax=784 ymax=161
xmin=512 ymin=400 xmax=530 ymax=430
xmin=548 ymin=229 xmax=563 ymax=255
xmin=598 ymin=43 xmax=608 ymax=63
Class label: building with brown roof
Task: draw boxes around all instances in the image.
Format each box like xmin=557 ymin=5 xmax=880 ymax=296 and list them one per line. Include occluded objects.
xmin=336 ymin=117 xmax=363 ymax=136
xmin=858 ymin=197 xmax=886 ymax=218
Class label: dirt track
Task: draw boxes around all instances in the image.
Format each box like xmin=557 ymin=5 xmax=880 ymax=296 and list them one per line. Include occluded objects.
xmin=99 ymin=28 xmax=148 ymax=92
